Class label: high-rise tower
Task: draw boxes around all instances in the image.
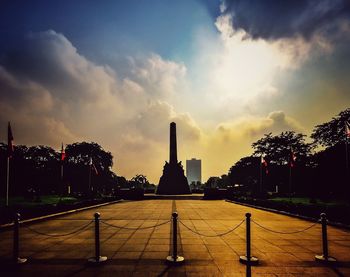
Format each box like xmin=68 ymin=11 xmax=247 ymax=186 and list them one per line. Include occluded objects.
xmin=186 ymin=158 xmax=202 ymax=185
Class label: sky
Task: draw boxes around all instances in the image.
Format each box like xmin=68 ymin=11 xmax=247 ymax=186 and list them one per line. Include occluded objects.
xmin=1 ymin=0 xmax=350 ymax=183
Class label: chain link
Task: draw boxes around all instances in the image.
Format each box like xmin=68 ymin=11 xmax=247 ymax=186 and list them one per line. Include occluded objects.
xmin=179 ymin=219 xmax=245 ymax=237
xmin=47 ymin=218 xmax=93 ymax=221
xmin=100 ymin=219 xmax=171 ymax=230
xmin=251 ymin=220 xmax=318 ymax=234
xmin=22 ymin=220 xmax=93 ymax=237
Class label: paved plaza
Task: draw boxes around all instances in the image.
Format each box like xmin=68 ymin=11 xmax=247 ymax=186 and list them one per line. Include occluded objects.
xmin=1 ymin=199 xmax=350 ymax=276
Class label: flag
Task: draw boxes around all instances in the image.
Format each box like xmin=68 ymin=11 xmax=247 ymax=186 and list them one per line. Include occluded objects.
xmin=7 ymin=122 xmax=14 ymax=158
xmin=261 ymin=156 xmax=269 ymax=174
xmin=345 ymin=121 xmax=350 ymax=139
xmin=60 ymin=143 xmax=66 ymax=161
xmin=289 ymin=149 xmax=296 ymax=168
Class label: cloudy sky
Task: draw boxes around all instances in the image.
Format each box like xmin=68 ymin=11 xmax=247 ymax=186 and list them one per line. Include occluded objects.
xmin=1 ymin=0 xmax=350 ymax=183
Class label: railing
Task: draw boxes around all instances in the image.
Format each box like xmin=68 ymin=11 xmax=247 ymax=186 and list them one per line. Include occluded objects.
xmin=7 ymin=211 xmax=338 ymax=277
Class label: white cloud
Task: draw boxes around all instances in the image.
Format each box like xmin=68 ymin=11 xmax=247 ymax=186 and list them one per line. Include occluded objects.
xmin=0 ymin=28 xmax=335 ymax=183
xmin=129 ymin=53 xmax=187 ymax=99
xmin=0 ymin=30 xmax=199 ymax=182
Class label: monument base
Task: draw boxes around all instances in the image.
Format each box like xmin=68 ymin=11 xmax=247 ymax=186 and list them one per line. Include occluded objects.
xmin=157 ymin=162 xmax=191 ymax=195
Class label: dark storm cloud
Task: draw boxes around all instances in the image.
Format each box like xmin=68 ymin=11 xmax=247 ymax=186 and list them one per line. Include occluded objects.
xmin=221 ymin=0 xmax=350 ymax=40
xmin=1 ymin=31 xmax=80 ymax=94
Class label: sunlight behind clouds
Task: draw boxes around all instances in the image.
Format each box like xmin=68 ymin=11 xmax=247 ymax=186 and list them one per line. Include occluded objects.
xmin=188 ymin=15 xmax=290 ymax=123
xmin=1 ymin=0 xmax=349 ymax=183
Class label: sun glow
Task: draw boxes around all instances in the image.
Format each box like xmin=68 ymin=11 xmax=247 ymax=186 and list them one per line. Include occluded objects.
xmin=212 ymin=32 xmax=278 ymax=100
xmin=189 ymin=14 xmax=313 ymax=113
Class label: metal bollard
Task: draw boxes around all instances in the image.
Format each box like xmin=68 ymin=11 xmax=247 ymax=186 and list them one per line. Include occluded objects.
xmin=166 ymin=212 xmax=184 ymax=264
xmin=239 ymin=213 xmax=259 ymax=275
xmin=13 ymin=213 xmax=27 ymax=264
xmin=88 ymin=212 xmax=107 ymax=264
xmin=315 ymin=213 xmax=336 ymax=263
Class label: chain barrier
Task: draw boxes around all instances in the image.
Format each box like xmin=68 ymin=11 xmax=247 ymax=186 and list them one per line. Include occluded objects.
xmin=22 ymin=220 xmax=93 ymax=237
xmin=100 ymin=219 xmax=171 ymax=230
xmin=47 ymin=218 xmax=93 ymax=221
xmin=179 ymin=219 xmax=245 ymax=237
xmin=251 ymin=220 xmax=318 ymax=234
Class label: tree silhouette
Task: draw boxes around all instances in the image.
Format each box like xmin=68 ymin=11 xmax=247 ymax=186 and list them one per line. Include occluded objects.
xmin=65 ymin=142 xmax=113 ymax=170
xmin=311 ymin=108 xmax=350 ymax=147
xmin=130 ymin=174 xmax=148 ymax=188
xmin=310 ymin=108 xmax=350 ymax=199
xmin=205 ymin=176 xmax=221 ymax=188
xmin=228 ymin=156 xmax=259 ymax=193
xmin=252 ymin=131 xmax=312 ymax=166
xmin=65 ymin=142 xmax=115 ymax=195
xmin=0 ymin=140 xmax=122 ymax=200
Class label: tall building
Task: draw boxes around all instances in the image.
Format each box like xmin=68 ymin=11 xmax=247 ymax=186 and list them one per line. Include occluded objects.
xmin=186 ymin=158 xmax=202 ymax=185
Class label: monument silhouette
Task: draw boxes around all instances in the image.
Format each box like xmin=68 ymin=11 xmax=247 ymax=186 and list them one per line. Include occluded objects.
xmin=156 ymin=122 xmax=191 ymax=195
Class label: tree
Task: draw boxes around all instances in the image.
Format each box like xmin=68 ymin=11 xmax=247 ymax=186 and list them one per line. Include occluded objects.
xmin=25 ymin=146 xmax=60 ymax=194
xmin=228 ymin=156 xmax=259 ymax=192
xmin=229 ymin=132 xmax=313 ymax=195
xmin=311 ymin=144 xmax=349 ymax=199
xmin=252 ymin=131 xmax=312 ymax=166
xmin=64 ymin=142 xmax=115 ymax=195
xmin=65 ymin=142 xmax=113 ymax=170
xmin=219 ymin=174 xmax=230 ymax=188
xmin=26 ymin=146 xmax=59 ymax=169
xmin=116 ymin=176 xmax=128 ymax=188
xmin=205 ymin=176 xmax=221 ymax=188
xmin=310 ymin=109 xmax=350 ymax=199
xmin=0 ymin=140 xmax=119 ymax=198
xmin=0 ymin=144 xmax=61 ymax=196
xmin=311 ymin=108 xmax=350 ymax=148
xmin=130 ymin=174 xmax=148 ymax=188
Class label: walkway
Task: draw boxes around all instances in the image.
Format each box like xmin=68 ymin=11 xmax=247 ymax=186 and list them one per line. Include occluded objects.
xmin=1 ymin=200 xmax=349 ymax=276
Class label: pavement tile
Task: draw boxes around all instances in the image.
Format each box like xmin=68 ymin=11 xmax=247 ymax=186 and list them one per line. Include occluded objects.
xmin=184 ymin=251 xmax=213 ymax=260
xmin=1 ymin=199 xmax=349 ymax=276
xmin=148 ymin=238 xmax=170 ymax=245
xmin=141 ymin=251 xmax=169 ymax=259
xmin=113 ymin=251 xmax=142 ymax=259
xmin=181 ymin=244 xmax=208 ymax=252
xmin=144 ymin=244 xmax=170 ymax=252
xmin=119 ymin=244 xmax=146 ymax=252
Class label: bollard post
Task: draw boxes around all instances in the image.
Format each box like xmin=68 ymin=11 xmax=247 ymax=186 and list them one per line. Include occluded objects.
xmin=13 ymin=213 xmax=27 ymax=264
xmin=315 ymin=213 xmax=336 ymax=263
xmin=240 ymin=213 xmax=259 ymax=272
xmin=166 ymin=212 xmax=184 ymax=264
xmin=88 ymin=212 xmax=107 ymax=264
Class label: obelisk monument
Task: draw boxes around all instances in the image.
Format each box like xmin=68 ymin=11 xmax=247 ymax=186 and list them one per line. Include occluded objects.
xmin=156 ymin=122 xmax=191 ymax=195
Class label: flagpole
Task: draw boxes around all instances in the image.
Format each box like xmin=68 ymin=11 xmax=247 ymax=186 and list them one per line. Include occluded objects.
xmin=289 ymin=165 xmax=292 ymax=199
xmin=259 ymin=156 xmax=263 ymax=194
xmin=88 ymin=163 xmax=92 ymax=193
xmin=61 ymin=163 xmax=64 ymax=192
xmin=346 ymin=138 xmax=349 ymax=171
xmin=6 ymin=157 xmax=9 ymax=206
xmin=6 ymin=121 xmax=14 ymax=207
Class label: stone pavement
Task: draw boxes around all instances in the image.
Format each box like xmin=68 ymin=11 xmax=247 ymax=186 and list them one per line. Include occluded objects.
xmin=1 ymin=199 xmax=350 ymax=276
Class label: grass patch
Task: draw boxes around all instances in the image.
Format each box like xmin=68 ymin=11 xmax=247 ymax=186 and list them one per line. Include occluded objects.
xmin=269 ymin=197 xmax=347 ymax=206
xmin=0 ymin=195 xmax=78 ymax=208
